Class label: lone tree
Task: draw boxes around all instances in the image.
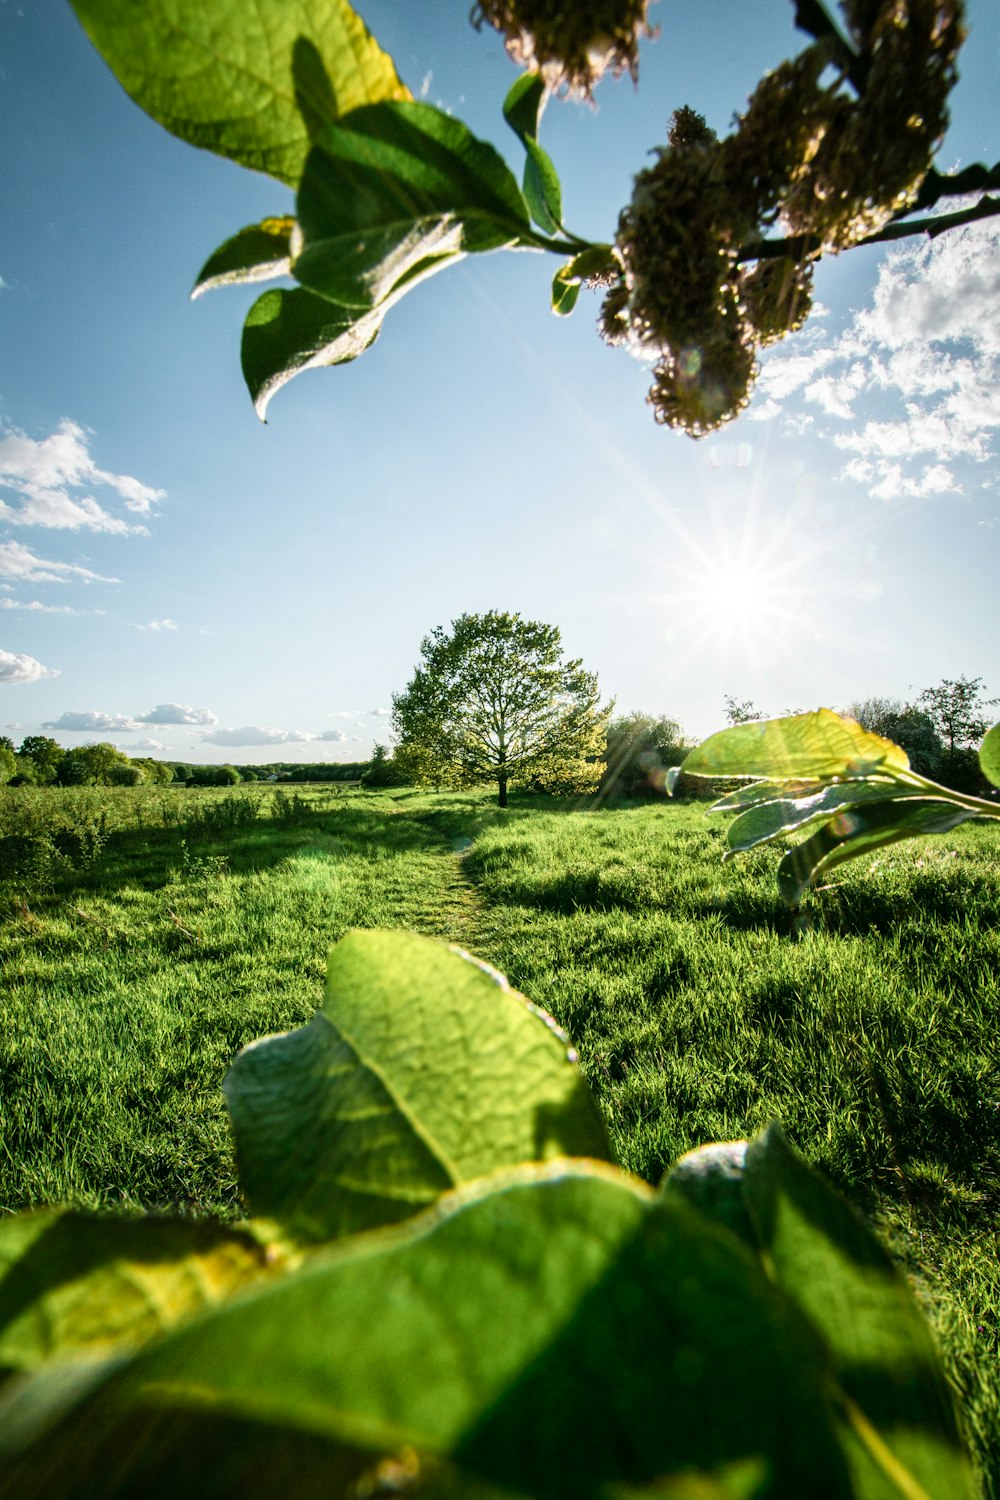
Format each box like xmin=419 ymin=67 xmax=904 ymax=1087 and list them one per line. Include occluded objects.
xmin=392 ymin=611 xmax=610 ymax=807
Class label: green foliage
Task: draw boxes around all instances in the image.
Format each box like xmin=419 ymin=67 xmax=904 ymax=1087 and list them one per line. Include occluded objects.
xmin=0 ymin=747 xmax=15 ymax=785
xmin=0 ymin=929 xmax=976 ymax=1499
xmin=392 ymin=610 xmax=611 ymax=806
xmin=601 ymin=712 xmax=685 ymax=797
xmin=918 ymin=677 xmax=999 ymax=756
xmin=678 ymin=708 xmax=1000 ymax=907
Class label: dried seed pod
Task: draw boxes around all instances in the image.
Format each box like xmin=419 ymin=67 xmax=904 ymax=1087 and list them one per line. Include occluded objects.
xmin=648 ymin=315 xmax=757 ymax=438
xmin=740 ymin=256 xmax=814 ymax=346
xmin=721 ymin=47 xmax=836 ymax=224
xmin=470 ymin=0 xmax=657 ymax=98
xmin=608 ymin=111 xmax=752 ymax=352
xmin=783 ymin=0 xmax=964 ymax=247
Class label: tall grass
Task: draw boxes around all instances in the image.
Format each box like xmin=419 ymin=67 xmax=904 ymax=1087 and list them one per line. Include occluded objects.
xmin=1 ymin=784 xmax=997 ymax=1492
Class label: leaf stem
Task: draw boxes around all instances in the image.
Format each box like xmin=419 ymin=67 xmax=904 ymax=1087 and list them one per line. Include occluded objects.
xmin=791 ymin=0 xmax=868 ymax=93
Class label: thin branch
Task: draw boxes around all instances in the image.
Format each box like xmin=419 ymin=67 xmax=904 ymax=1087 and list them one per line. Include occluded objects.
xmin=739 ymin=187 xmax=1000 ymax=264
xmin=911 ymin=159 xmax=1000 ymax=211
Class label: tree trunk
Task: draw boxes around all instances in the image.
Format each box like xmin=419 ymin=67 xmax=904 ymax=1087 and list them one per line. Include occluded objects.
xmin=498 ymin=775 xmax=508 ymax=808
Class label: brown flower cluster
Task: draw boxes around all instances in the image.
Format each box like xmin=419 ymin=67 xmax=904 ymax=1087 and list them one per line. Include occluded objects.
xmin=470 ymin=0 xmax=657 ymax=98
xmin=601 ymin=0 xmax=964 ymax=436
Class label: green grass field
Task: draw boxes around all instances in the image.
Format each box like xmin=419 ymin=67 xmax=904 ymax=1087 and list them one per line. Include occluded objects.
xmin=1 ymin=782 xmax=998 ymax=1494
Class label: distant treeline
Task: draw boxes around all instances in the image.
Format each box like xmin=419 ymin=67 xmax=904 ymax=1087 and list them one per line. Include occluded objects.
xmin=0 ymin=736 xmax=374 ymax=790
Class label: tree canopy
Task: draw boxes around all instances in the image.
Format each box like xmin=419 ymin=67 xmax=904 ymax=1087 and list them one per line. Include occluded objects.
xmin=392 ymin=611 xmax=610 ymax=806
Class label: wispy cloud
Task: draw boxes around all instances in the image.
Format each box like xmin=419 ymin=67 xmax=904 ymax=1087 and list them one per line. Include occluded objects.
xmin=0 ymin=598 xmax=77 ymax=614
xmin=136 ymin=703 xmax=217 ymax=726
xmin=202 ymin=725 xmax=313 ymax=747
xmin=0 ymin=420 xmax=164 ymax=533
xmin=132 ymin=737 xmax=168 ymax=752
xmin=369 ymin=707 xmax=390 ymax=717
xmin=136 ymin=618 xmax=179 ymax=632
xmin=756 ymin=218 xmax=1000 ymax=501
xmin=319 ymin=728 xmax=348 ymax=742
xmin=0 ymin=540 xmax=118 ymax=585
xmin=42 ymin=710 xmax=137 ymax=732
xmin=0 ymin=648 xmax=59 ymax=685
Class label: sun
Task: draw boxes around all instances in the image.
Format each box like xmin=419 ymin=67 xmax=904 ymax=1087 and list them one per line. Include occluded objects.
xmin=684 ymin=558 xmax=797 ymax=646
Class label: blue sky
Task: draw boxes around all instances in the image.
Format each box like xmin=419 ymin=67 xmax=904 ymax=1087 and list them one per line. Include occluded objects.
xmin=2 ymin=0 xmax=999 ymax=762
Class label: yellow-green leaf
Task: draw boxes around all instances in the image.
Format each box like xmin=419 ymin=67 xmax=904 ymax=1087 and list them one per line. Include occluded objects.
xmin=682 ymin=709 xmax=911 ymax=782
xmin=68 ymin=0 xmax=410 ymax=187
xmin=224 ymin=931 xmax=613 ymax=1243
xmin=0 ymin=1212 xmax=276 ymax=1374
xmin=979 ymin=720 xmax=1000 ymax=790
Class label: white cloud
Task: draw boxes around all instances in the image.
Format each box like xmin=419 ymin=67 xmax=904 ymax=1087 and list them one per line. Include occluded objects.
xmin=0 ymin=420 xmax=164 ymax=534
xmin=42 ymin=710 xmax=138 ymax=732
xmin=137 ymin=618 xmax=179 ymax=632
xmin=369 ymin=707 xmax=390 ymax=717
xmin=132 ymin=737 xmax=168 ymax=752
xmin=319 ymin=728 xmax=348 ymax=742
xmin=201 ymin=726 xmax=314 ymax=747
xmin=0 ymin=598 xmax=77 ymax=614
xmin=136 ymin=703 xmax=217 ymax=725
xmin=760 ymin=218 xmax=1000 ymax=500
xmin=0 ymin=649 xmax=59 ymax=685
xmin=0 ymin=540 xmax=118 ymax=585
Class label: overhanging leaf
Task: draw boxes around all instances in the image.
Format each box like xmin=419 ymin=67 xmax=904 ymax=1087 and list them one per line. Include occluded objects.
xmin=683 ymin=710 xmax=912 ymax=782
xmin=552 ymin=264 xmax=582 ymax=315
xmin=223 ymin=931 xmax=613 ymax=1243
xmin=0 ymin=1164 xmax=851 ymax=1500
xmin=192 ymin=217 xmax=296 ymax=299
xmin=293 ymin=102 xmax=533 ymax=310
xmin=0 ymin=1212 xmax=275 ymax=1376
xmin=241 ymin=286 xmax=385 ymax=420
xmin=524 ymin=139 xmax=563 ymax=234
xmin=502 ymin=72 xmax=547 ymax=144
xmin=776 ymin=798 xmax=978 ymax=907
xmin=68 ymin=0 xmax=410 ymax=187
xmin=979 ymin=720 xmax=1000 ymax=789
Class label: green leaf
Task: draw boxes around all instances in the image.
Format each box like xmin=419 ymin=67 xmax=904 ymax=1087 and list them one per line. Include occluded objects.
xmin=293 ymin=102 xmax=533 ymax=311
xmin=725 ymin=781 xmax=932 ymax=855
xmin=502 ymin=72 xmax=547 ymax=144
xmin=68 ymin=0 xmax=410 ymax=187
xmin=191 ymin=217 xmax=296 ymax=299
xmin=0 ymin=1211 xmax=275 ymax=1376
xmin=682 ymin=710 xmax=912 ymax=782
xmin=0 ymin=1164 xmax=851 ymax=1499
xmin=552 ymin=263 xmax=582 ymax=316
xmin=776 ymin=797 xmax=978 ymax=908
xmin=979 ymin=720 xmax=1000 ymax=789
xmin=742 ymin=1125 xmax=975 ymax=1500
xmin=241 ymin=286 xmax=385 ymax=420
xmin=224 ymin=930 xmax=613 ymax=1243
xmin=523 ymin=139 xmax=563 ymax=234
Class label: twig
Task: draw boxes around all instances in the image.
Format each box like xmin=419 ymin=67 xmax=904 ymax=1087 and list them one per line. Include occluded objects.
xmin=792 ymin=0 xmax=868 ymax=92
xmin=167 ymin=907 xmax=201 ymax=945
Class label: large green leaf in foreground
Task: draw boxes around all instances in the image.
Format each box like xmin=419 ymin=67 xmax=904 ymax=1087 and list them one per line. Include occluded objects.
xmin=682 ymin=709 xmax=911 ymax=782
xmin=666 ymin=1126 xmax=975 ymax=1500
xmin=224 ymin=930 xmax=613 ymax=1242
xmin=0 ymin=1212 xmax=274 ymax=1377
xmin=0 ymin=1164 xmax=849 ymax=1500
xmin=69 ymin=0 xmax=409 ymax=186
